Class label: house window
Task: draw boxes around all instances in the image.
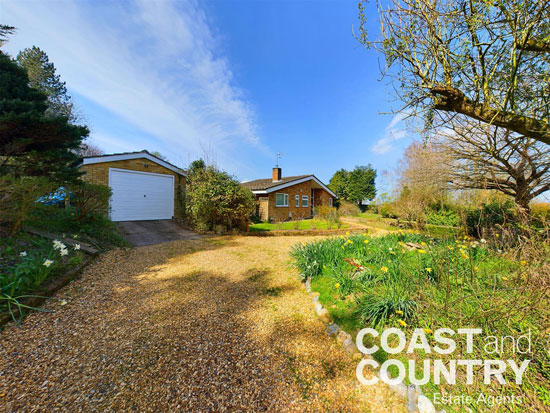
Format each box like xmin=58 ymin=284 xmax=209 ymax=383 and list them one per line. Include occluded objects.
xmin=302 ymin=195 xmax=309 ymax=207
xmin=329 ymin=198 xmax=333 ymax=207
xmin=275 ymin=193 xmax=288 ymax=207
xmin=295 ymin=195 xmax=300 ymax=207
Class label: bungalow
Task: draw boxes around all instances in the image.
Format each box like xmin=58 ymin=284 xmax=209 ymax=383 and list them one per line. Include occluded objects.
xmin=242 ymin=167 xmax=336 ymax=222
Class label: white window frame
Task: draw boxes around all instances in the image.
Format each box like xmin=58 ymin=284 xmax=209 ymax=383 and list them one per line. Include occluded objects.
xmin=302 ymin=195 xmax=309 ymax=207
xmin=295 ymin=195 xmax=300 ymax=207
xmin=275 ymin=193 xmax=289 ymax=207
xmin=329 ymin=198 xmax=333 ymax=207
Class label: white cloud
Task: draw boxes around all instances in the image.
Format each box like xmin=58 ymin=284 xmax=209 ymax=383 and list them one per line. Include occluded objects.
xmin=2 ymin=0 xmax=269 ymax=171
xmin=371 ymin=112 xmax=408 ymax=155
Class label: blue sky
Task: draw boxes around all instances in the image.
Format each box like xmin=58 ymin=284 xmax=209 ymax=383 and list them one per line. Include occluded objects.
xmin=2 ymin=0 xmax=413 ymax=191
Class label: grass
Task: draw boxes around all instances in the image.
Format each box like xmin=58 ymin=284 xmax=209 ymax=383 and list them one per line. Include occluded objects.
xmin=249 ymin=218 xmax=347 ymax=232
xmin=353 ymin=212 xmax=462 ymax=237
xmin=291 ymin=232 xmax=550 ymax=412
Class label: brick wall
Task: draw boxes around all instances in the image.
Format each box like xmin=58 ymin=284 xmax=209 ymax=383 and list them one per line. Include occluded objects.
xmin=79 ymin=158 xmax=186 ymax=219
xmin=266 ymin=180 xmax=312 ymax=222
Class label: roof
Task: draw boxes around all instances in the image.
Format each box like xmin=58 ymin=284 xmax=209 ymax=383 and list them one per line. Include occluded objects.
xmin=241 ymin=175 xmax=311 ymax=191
xmin=76 ymin=150 xmax=187 ymax=176
xmin=241 ymin=174 xmax=337 ymax=197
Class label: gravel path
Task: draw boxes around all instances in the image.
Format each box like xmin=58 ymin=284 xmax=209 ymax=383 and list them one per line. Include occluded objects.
xmin=0 ymin=236 xmax=406 ymax=412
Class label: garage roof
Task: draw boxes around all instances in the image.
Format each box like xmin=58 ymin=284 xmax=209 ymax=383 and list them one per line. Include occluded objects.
xmin=76 ymin=150 xmax=187 ymax=176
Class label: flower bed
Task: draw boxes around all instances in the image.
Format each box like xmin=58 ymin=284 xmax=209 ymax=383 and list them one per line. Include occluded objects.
xmin=0 ymin=235 xmax=86 ymax=325
xmin=291 ymin=232 xmax=549 ymax=411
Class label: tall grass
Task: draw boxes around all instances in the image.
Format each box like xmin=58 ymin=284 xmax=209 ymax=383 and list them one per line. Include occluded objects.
xmin=292 ymin=232 xmax=550 ymax=411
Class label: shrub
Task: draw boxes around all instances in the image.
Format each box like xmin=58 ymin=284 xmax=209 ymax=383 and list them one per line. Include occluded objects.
xmin=425 ymin=208 xmax=459 ymax=226
xmin=70 ymin=182 xmax=111 ymax=221
xmin=314 ymin=205 xmax=340 ymax=223
xmin=0 ymin=176 xmax=56 ymax=236
xmin=464 ymin=199 xmax=516 ymax=237
xmin=186 ymin=165 xmax=255 ymax=232
xmin=338 ymin=200 xmax=360 ymax=216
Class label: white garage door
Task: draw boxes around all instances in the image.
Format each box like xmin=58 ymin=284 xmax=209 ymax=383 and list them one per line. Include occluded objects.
xmin=109 ymin=168 xmax=174 ymax=221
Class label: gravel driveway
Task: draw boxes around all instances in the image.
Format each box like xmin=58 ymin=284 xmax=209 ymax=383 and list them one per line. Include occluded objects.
xmin=0 ymin=236 xmax=405 ymax=412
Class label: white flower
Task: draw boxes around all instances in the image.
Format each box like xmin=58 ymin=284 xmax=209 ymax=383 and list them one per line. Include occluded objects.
xmin=20 ymin=251 xmax=27 ymax=257
xmin=43 ymin=259 xmax=54 ymax=268
xmin=59 ymin=248 xmax=69 ymax=257
xmin=73 ymin=244 xmax=81 ymax=251
xmin=480 ymin=238 xmax=487 ymax=244
xmin=52 ymin=240 xmax=66 ymax=250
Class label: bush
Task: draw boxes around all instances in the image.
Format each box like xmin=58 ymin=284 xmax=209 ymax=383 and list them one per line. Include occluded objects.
xmin=0 ymin=176 xmax=56 ymax=236
xmin=70 ymin=183 xmax=111 ymax=222
xmin=186 ymin=165 xmax=255 ymax=232
xmin=464 ymin=199 xmax=516 ymax=237
xmin=425 ymin=207 xmax=460 ymax=226
xmin=338 ymin=200 xmax=360 ymax=216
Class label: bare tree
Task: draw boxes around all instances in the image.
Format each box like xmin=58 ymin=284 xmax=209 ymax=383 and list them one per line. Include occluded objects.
xmin=436 ymin=118 xmax=550 ymax=213
xmin=393 ymin=141 xmax=452 ymax=227
xmin=77 ymin=142 xmax=103 ymax=157
xmin=357 ymin=0 xmax=550 ymax=145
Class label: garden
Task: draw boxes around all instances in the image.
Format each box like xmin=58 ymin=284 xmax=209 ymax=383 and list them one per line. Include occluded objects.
xmin=291 ymin=231 xmax=550 ymax=411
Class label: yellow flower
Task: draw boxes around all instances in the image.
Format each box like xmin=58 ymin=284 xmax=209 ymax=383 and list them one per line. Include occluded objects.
xmin=334 ymin=283 xmax=340 ymax=289
xmin=341 ymin=246 xmax=344 ymax=250
xmin=425 ymin=267 xmax=432 ymax=273
xmin=520 ymin=260 xmax=527 ymax=266
xmin=421 ymin=241 xmax=427 ymax=246
xmin=473 ymin=266 xmax=478 ymax=271
xmin=346 ymin=231 xmax=350 ymax=236
xmin=323 ymin=265 xmax=327 ymax=269
xmin=495 ymin=233 xmax=500 ymax=238
xmin=381 ymin=266 xmax=389 ymax=273
xmin=423 ymin=328 xmax=432 ymax=334
xmin=347 ymin=239 xmax=353 ymax=244
xmin=390 ymin=251 xmax=396 ymax=255
xmin=418 ymin=249 xmax=426 ymax=254
xmin=364 ymin=239 xmax=370 ymax=244
xmin=396 ymin=310 xmax=404 ymax=315
xmin=398 ymin=319 xmax=407 ymax=327
xmin=447 ymin=246 xmax=454 ymax=251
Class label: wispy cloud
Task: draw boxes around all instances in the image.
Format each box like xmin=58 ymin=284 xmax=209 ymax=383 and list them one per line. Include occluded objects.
xmin=371 ymin=112 xmax=408 ymax=155
xmin=2 ymin=0 xmax=269 ymax=171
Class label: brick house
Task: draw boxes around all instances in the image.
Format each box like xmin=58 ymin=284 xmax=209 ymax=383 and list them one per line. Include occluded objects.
xmin=76 ymin=150 xmax=186 ymax=221
xmin=242 ymin=167 xmax=336 ymax=222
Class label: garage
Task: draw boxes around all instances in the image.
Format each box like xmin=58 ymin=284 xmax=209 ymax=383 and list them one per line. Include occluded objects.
xmin=109 ymin=169 xmax=174 ymax=221
xmin=76 ymin=150 xmax=187 ymax=222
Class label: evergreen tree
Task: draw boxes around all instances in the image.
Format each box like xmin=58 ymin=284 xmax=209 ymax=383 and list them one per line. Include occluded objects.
xmin=0 ymin=51 xmax=88 ymax=182
xmin=17 ymin=46 xmax=75 ymax=121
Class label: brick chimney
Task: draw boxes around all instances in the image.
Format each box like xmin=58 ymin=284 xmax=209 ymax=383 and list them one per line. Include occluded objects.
xmin=272 ymin=167 xmax=282 ymax=182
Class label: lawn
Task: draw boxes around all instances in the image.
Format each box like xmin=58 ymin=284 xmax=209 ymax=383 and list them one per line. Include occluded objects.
xmin=249 ymin=218 xmax=347 ymax=232
xmin=291 ymin=232 xmax=549 ymax=412
xmin=353 ymin=212 xmax=462 ymax=237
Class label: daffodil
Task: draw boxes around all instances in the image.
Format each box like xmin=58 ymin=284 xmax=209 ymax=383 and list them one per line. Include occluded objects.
xmin=421 ymin=241 xmax=427 ymax=246
xmin=396 ymin=310 xmax=404 ymax=315
xmin=381 ymin=266 xmax=389 ymax=273
xmin=398 ymin=319 xmax=407 ymax=327
xmin=346 ymin=231 xmax=350 ymax=236
xmin=43 ymin=259 xmax=54 ymax=268
xmin=473 ymin=266 xmax=479 ymax=272
xmin=425 ymin=267 xmax=432 ymax=273
xmin=19 ymin=251 xmax=27 ymax=257
xmin=347 ymin=239 xmax=353 ymax=244
xmin=423 ymin=328 xmax=432 ymax=334
xmin=334 ymin=283 xmax=340 ymax=289
xmin=364 ymin=239 xmax=369 ymax=244
xmin=520 ymin=260 xmax=527 ymax=266
xmin=418 ymin=249 xmax=427 ymax=254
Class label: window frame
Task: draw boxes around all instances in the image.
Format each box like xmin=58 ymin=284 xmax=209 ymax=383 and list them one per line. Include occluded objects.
xmin=295 ymin=195 xmax=300 ymax=207
xmin=275 ymin=193 xmax=289 ymax=207
xmin=302 ymin=195 xmax=309 ymax=208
